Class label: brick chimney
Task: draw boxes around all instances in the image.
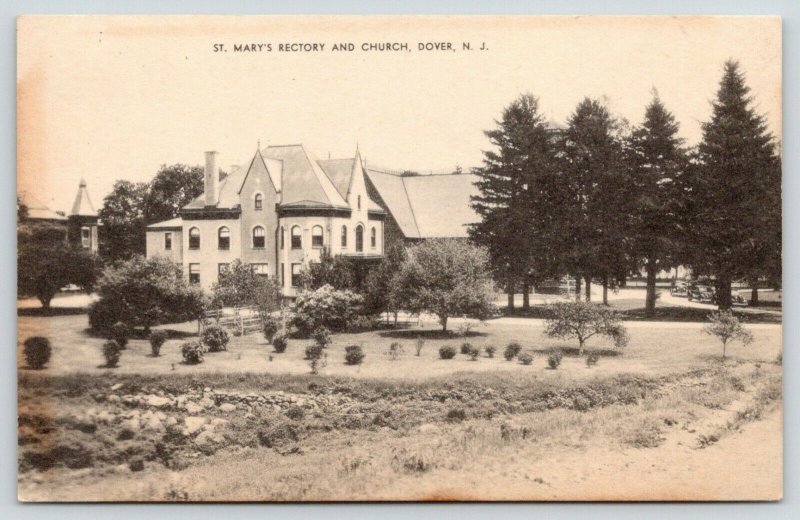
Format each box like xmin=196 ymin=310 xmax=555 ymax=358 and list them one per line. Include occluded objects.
xmin=204 ymin=151 xmax=219 ymax=206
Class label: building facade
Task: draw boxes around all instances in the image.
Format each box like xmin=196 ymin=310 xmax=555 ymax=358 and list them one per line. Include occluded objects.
xmin=146 ymin=145 xmax=386 ymax=296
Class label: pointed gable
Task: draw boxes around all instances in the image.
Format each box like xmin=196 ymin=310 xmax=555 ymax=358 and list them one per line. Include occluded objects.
xmin=237 ymin=148 xmax=281 ymax=195
xmin=317 ymin=158 xmax=355 ymax=200
xmin=70 ymin=179 xmax=97 ymax=217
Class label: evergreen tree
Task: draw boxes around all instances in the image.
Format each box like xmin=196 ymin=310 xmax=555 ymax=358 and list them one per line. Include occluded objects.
xmin=557 ymin=98 xmax=629 ymax=302
xmin=686 ymin=60 xmax=781 ymax=309
xmin=470 ymin=93 xmax=561 ymax=309
xmin=626 ymin=93 xmax=686 ymax=315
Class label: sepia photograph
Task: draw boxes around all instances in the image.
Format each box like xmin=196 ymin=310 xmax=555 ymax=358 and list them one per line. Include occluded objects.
xmin=16 ymin=15 xmax=782 ymax=502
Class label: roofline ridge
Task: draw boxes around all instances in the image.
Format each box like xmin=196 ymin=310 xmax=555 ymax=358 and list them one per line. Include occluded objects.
xmin=400 ymin=176 xmax=421 ymax=237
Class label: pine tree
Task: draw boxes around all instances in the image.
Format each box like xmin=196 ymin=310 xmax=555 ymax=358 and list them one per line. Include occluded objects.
xmin=470 ymin=93 xmax=561 ymax=310
xmin=687 ymin=60 xmax=781 ymax=309
xmin=626 ymin=93 xmax=686 ymax=315
xmin=557 ymin=98 xmax=629 ymax=302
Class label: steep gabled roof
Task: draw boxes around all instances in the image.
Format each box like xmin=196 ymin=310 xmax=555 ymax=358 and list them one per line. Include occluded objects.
xmin=147 ymin=217 xmax=183 ymax=230
xmin=365 ymin=169 xmax=480 ymax=239
xmin=263 ymin=144 xmax=349 ymax=209
xmin=70 ymin=179 xmax=97 ymax=217
xmin=317 ymin=158 xmax=355 ymax=200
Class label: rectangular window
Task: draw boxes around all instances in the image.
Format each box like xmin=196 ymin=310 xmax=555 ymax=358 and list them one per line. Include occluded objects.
xmin=218 ymin=263 xmax=229 ymax=276
xmin=81 ymin=227 xmax=91 ymax=248
xmin=189 ymin=263 xmax=200 ymax=285
xmin=281 ymin=263 xmax=285 ymax=287
xmin=291 ymin=263 xmax=301 ymax=288
xmin=164 ymin=232 xmax=172 ymax=251
xmin=252 ymin=263 xmax=269 ymax=278
xmin=291 ymin=228 xmax=302 ymax=249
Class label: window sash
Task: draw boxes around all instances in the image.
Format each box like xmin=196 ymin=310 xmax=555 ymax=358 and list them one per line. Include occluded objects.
xmin=291 ymin=263 xmax=301 ymax=287
xmin=164 ymin=232 xmax=172 ymax=250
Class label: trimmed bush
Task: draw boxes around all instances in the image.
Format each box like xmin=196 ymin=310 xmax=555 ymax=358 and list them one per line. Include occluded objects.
xmin=262 ymin=317 xmax=278 ymax=342
xmin=439 ymin=346 xmax=457 ymax=360
xmin=388 ymin=342 xmax=404 ymax=361
xmin=181 ymin=341 xmax=204 ymax=365
xmin=519 ymin=352 xmax=533 ymax=365
xmin=149 ymin=330 xmax=168 ymax=357
xmin=547 ymin=348 xmax=563 ymax=369
xmin=110 ymin=321 xmax=131 ymax=349
xmin=272 ymin=333 xmax=288 ymax=353
xmin=202 ymin=325 xmax=230 ymax=352
xmin=468 ymin=345 xmax=481 ymax=361
xmin=446 ymin=407 xmax=467 ymax=422
xmin=586 ymin=351 xmax=600 ymax=367
xmin=485 ymin=345 xmax=496 ymax=358
xmin=305 ymin=344 xmax=323 ymax=361
xmin=344 ymin=345 xmax=365 ymax=365
xmin=23 ymin=337 xmax=51 ymax=369
xmin=460 ymin=342 xmax=473 ymax=355
xmin=311 ymin=326 xmax=332 ymax=348
xmin=102 ymin=340 xmax=122 ymax=368
xmin=504 ymin=342 xmax=522 ymax=361
xmin=414 ymin=337 xmax=425 ymax=357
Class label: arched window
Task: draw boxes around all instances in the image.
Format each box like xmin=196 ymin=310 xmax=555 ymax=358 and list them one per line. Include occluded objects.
xmin=355 ymin=225 xmax=364 ymax=253
xmin=341 ymin=225 xmax=348 ymax=247
xmin=252 ymin=226 xmax=265 ymax=248
xmin=280 ymin=227 xmax=285 ymax=250
xmin=312 ymin=225 xmax=324 ymax=248
xmin=370 ymin=227 xmax=377 ymax=248
xmin=188 ymin=227 xmax=200 ymax=249
xmin=218 ymin=226 xmax=230 ymax=250
xmin=254 ymin=193 xmax=263 ymax=210
xmin=291 ymin=226 xmax=302 ymax=249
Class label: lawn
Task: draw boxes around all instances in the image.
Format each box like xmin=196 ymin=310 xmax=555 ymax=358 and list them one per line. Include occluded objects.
xmin=17 ymin=311 xmax=782 ymax=380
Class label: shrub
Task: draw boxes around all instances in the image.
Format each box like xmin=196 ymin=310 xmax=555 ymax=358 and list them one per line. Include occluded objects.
xmin=468 ymin=345 xmax=481 ymax=361
xmin=519 ymin=352 xmax=533 ymax=365
xmin=485 ymin=345 xmax=496 ymax=358
xmin=202 ymin=325 xmax=230 ymax=352
xmin=439 ymin=346 xmax=456 ymax=359
xmin=460 ymin=342 xmax=473 ymax=355
xmin=414 ymin=336 xmax=425 ymax=357
xmin=309 ymin=351 xmax=328 ymax=374
xmin=445 ymin=407 xmax=467 ymax=422
xmin=547 ymin=348 xmax=563 ymax=369
xmin=110 ymin=321 xmax=131 ymax=349
xmin=272 ymin=333 xmax=288 ymax=353
xmin=586 ymin=351 xmax=599 ymax=367
xmin=102 ymin=340 xmax=122 ymax=368
xmin=504 ymin=342 xmax=521 ymax=361
xmin=181 ymin=341 xmax=204 ymax=365
xmin=23 ymin=337 xmax=51 ymax=369
xmin=344 ymin=345 xmax=365 ymax=365
xmin=262 ymin=317 xmax=278 ymax=342
xmin=292 ymin=284 xmax=363 ymax=336
xmin=305 ymin=344 xmax=323 ymax=360
xmin=702 ymin=310 xmax=754 ymax=360
xmin=149 ymin=330 xmax=168 ymax=357
xmin=350 ymin=315 xmax=378 ymax=332
xmin=311 ymin=326 xmax=332 ymax=348
xmin=544 ymin=301 xmax=629 ymax=355
xmin=286 ymin=405 xmax=305 ymax=421
xmin=388 ymin=342 xmax=404 ymax=361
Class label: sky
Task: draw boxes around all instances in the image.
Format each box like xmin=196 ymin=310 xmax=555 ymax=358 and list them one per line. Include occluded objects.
xmin=17 ymin=15 xmax=781 ymax=214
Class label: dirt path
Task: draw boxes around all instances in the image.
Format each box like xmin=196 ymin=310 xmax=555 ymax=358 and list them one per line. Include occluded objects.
xmin=389 ymin=408 xmax=783 ymax=501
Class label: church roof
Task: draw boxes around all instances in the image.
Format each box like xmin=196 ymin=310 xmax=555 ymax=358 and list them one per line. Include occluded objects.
xmin=18 ymin=190 xmax=67 ymax=221
xmin=365 ymin=169 xmax=480 ymax=239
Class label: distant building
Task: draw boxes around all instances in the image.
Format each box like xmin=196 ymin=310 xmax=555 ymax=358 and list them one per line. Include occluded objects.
xmin=18 ymin=179 xmax=100 ymax=253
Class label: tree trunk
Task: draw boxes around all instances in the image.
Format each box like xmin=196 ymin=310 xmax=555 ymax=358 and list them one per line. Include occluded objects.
xmin=645 ymin=261 xmax=658 ymax=317
xmin=717 ymin=276 xmax=733 ymax=310
xmin=584 ymin=275 xmax=592 ymax=302
xmin=750 ymin=277 xmax=759 ymax=307
xmin=575 ymin=276 xmax=582 ymax=302
xmin=578 ymin=338 xmax=585 ymax=356
xmin=441 ymin=315 xmax=448 ymax=332
xmin=602 ymin=276 xmax=609 ymax=305
xmin=507 ymin=281 xmax=515 ymax=311
xmin=522 ymin=281 xmax=530 ymax=310
xmin=39 ymin=296 xmax=52 ymax=310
